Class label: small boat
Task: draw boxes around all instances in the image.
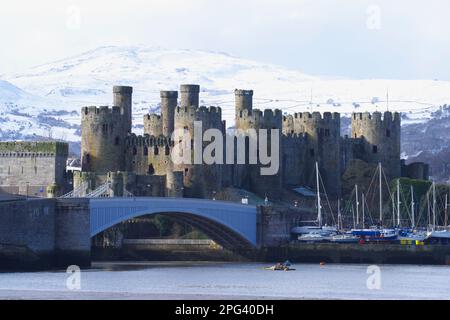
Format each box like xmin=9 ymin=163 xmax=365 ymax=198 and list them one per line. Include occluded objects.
xmin=397 ymin=229 xmax=428 ymax=243
xmin=264 ymin=261 xmax=296 ymax=271
xmin=329 ymin=234 xmax=359 ymax=243
xmin=351 ymin=228 xmax=398 ymax=242
xmin=426 ymin=229 xmax=450 ymax=245
xmin=297 ymin=233 xmax=329 ymax=243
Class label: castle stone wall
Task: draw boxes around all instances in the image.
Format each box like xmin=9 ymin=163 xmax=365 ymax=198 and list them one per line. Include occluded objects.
xmin=0 ymin=142 xmax=68 ymax=197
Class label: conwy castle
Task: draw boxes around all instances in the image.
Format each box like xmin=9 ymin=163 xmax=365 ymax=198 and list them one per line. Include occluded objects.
xmin=75 ymin=84 xmax=405 ymax=200
xmin=0 ymin=84 xmax=430 ymax=200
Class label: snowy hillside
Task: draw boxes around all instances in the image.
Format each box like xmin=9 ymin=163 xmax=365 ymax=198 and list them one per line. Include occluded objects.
xmin=1 ymin=45 xmax=450 ymax=174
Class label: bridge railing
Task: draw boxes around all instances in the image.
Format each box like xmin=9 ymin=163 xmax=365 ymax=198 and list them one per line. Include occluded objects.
xmin=60 ymin=182 xmax=88 ymax=198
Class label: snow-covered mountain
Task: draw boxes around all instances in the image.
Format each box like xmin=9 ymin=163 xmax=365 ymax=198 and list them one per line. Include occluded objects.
xmin=1 ymin=45 xmax=450 ymax=176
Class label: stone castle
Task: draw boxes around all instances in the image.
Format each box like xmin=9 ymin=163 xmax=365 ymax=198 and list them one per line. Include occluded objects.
xmin=72 ymin=84 xmax=405 ymax=200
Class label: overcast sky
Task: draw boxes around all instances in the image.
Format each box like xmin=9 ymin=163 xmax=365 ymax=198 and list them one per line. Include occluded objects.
xmin=1 ymin=0 xmax=450 ymax=80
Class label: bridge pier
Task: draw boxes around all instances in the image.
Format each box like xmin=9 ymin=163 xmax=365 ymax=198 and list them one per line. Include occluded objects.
xmin=55 ymin=199 xmax=91 ymax=268
xmin=0 ymin=198 xmax=91 ymax=270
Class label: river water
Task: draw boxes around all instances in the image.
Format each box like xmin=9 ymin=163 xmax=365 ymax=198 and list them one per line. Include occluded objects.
xmin=0 ymin=262 xmax=449 ymax=300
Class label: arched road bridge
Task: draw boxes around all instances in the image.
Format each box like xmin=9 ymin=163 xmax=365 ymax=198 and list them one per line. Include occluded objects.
xmin=90 ymin=197 xmax=258 ymax=249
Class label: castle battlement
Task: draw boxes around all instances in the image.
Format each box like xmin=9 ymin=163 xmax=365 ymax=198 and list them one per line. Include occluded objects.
xmin=126 ymin=134 xmax=173 ymax=148
xmin=82 ymin=105 xmax=122 ymax=117
xmin=235 ymin=89 xmax=253 ymax=96
xmin=175 ymin=105 xmax=222 ymax=116
xmin=160 ymin=91 xmax=178 ymax=99
xmin=237 ymin=108 xmax=282 ymax=121
xmin=284 ymin=111 xmax=340 ymax=122
xmin=352 ymin=111 xmax=400 ymax=123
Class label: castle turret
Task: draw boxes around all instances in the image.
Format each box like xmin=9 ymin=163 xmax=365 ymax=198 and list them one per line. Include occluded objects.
xmin=351 ymin=111 xmax=401 ymax=179
xmin=235 ymin=89 xmax=253 ymax=117
xmin=81 ymin=106 xmax=127 ymax=173
xmin=160 ymin=90 xmax=178 ymax=136
xmin=113 ymin=86 xmax=133 ymax=133
xmin=180 ymin=84 xmax=200 ymax=108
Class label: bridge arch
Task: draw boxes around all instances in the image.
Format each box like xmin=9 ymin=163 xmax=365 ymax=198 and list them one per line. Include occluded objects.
xmin=90 ymin=198 xmax=258 ymax=248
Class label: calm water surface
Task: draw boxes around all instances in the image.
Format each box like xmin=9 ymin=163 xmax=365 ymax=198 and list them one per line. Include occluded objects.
xmin=0 ymin=262 xmax=449 ymax=300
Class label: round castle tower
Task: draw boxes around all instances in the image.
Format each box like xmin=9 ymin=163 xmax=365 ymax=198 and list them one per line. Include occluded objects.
xmin=173 ymin=85 xmax=224 ymax=198
xmin=143 ymin=90 xmax=178 ymax=137
xmin=282 ymin=112 xmax=341 ymax=196
xmin=235 ymin=89 xmax=253 ymax=120
xmin=81 ymin=105 xmax=127 ymax=173
xmin=81 ymin=86 xmax=133 ymax=174
xmin=351 ymin=111 xmax=401 ymax=179
xmin=113 ymin=86 xmax=133 ymax=134
xmin=180 ymin=84 xmax=200 ymax=108
xmin=233 ymin=89 xmax=284 ymax=199
xmin=161 ymin=91 xmax=178 ymax=136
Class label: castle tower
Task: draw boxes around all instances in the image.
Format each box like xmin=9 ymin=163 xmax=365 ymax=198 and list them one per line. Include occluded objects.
xmin=180 ymin=84 xmax=200 ymax=108
xmin=160 ymin=91 xmax=178 ymax=136
xmin=81 ymin=106 xmax=126 ymax=173
xmin=282 ymin=112 xmax=341 ymax=196
xmin=235 ymin=89 xmax=253 ymax=117
xmin=173 ymin=102 xmax=224 ymax=198
xmin=234 ymin=90 xmax=254 ymax=131
xmin=351 ymin=111 xmax=401 ymax=179
xmin=113 ymin=86 xmax=133 ymax=134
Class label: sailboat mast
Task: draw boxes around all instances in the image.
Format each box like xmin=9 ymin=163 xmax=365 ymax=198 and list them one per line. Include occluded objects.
xmin=316 ymin=162 xmax=322 ymax=228
xmin=355 ymin=184 xmax=359 ymax=226
xmin=379 ymin=163 xmax=383 ymax=226
xmin=445 ymin=193 xmax=449 ymax=227
xmin=432 ymin=181 xmax=436 ymax=230
xmin=392 ymin=191 xmax=396 ymax=228
xmin=411 ymin=185 xmax=415 ymax=229
xmin=397 ymin=179 xmax=401 ymax=227
xmin=362 ymin=193 xmax=365 ymax=228
xmin=337 ymin=199 xmax=341 ymax=231
xmin=427 ymin=190 xmax=431 ymax=228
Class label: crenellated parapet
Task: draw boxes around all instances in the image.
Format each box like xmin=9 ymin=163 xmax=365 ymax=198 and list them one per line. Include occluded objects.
xmin=125 ymin=134 xmax=174 ymax=148
xmin=175 ymin=105 xmax=224 ymax=134
xmin=282 ymin=111 xmax=340 ymax=136
xmin=235 ymin=108 xmax=283 ymax=131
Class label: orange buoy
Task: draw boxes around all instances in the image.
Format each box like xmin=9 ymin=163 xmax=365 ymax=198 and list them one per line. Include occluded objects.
xmin=320 ymin=262 xmax=326 ymax=266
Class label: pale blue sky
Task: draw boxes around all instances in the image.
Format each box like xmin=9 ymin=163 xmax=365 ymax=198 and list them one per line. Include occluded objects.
xmin=1 ymin=0 xmax=450 ymax=80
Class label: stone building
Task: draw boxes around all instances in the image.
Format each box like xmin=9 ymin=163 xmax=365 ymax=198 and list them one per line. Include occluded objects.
xmin=75 ymin=84 xmax=405 ymax=200
xmin=342 ymin=111 xmax=402 ymax=182
xmin=0 ymin=141 xmax=69 ymax=197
